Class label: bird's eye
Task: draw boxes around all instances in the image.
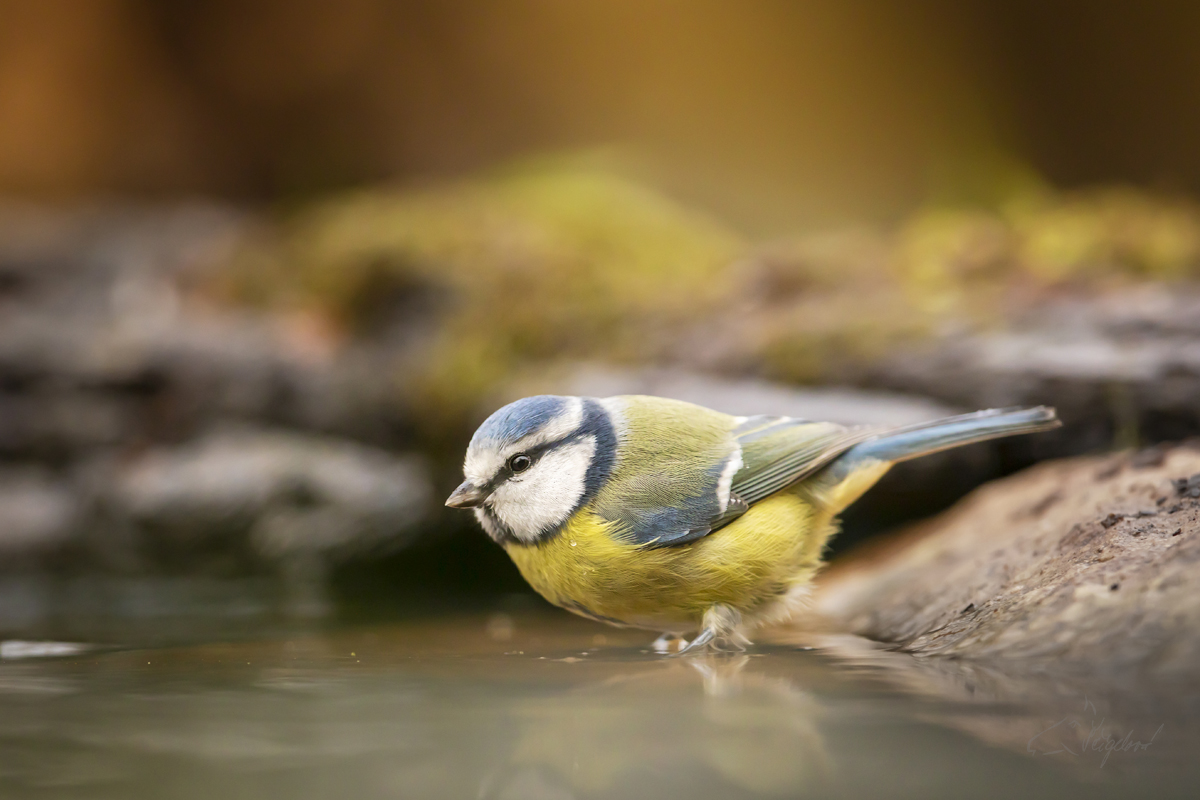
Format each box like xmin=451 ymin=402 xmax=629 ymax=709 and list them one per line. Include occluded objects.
xmin=508 ymin=453 xmax=532 ymax=474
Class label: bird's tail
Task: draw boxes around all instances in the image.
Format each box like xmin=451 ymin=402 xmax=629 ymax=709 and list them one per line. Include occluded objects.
xmin=845 ymin=406 xmax=1060 ymax=466
xmin=819 ymin=406 xmax=1060 ymax=512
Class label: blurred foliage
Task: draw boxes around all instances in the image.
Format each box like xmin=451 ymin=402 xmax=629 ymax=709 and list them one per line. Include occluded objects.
xmin=219 ymin=164 xmax=742 ymax=432
xmin=760 ymin=187 xmax=1200 ymax=381
xmin=216 ymin=163 xmax=1200 ymax=435
xmin=895 ymin=189 xmax=1200 ymax=303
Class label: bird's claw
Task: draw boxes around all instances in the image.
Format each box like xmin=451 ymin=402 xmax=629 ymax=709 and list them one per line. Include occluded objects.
xmin=668 ymin=627 xmax=717 ymax=656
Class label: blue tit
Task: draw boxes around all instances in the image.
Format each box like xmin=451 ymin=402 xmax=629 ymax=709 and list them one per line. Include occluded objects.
xmin=446 ymin=395 xmax=1059 ymax=653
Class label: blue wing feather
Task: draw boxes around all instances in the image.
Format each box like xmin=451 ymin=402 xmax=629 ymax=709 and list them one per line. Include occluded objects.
xmin=728 ymin=416 xmax=875 ymax=507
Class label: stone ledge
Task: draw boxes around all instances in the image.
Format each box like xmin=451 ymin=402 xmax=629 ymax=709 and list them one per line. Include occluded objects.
xmin=795 ymin=444 xmax=1200 ymax=675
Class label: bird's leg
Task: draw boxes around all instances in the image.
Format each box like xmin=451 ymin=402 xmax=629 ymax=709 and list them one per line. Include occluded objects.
xmin=671 ymin=605 xmax=747 ymax=656
xmin=651 ymin=632 xmax=688 ymax=654
xmin=673 ymin=627 xmax=716 ymax=655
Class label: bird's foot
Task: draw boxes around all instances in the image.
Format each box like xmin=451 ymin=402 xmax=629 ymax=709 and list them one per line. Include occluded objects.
xmin=667 ymin=605 xmax=748 ymax=657
xmin=673 ymin=627 xmax=717 ymax=655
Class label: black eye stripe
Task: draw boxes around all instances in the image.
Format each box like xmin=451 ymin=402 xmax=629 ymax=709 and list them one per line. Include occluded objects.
xmin=484 ymin=429 xmax=592 ymax=489
xmin=473 ymin=398 xmax=614 ymax=547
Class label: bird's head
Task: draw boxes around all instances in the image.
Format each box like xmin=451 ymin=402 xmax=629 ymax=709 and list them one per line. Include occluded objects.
xmin=446 ymin=395 xmax=615 ymax=545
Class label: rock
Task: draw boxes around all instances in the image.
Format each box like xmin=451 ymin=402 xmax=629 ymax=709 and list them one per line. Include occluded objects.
xmin=0 ymin=203 xmax=440 ymax=592
xmin=868 ymin=285 xmax=1200 ymax=454
xmin=0 ymin=470 xmax=78 ymax=567
xmin=0 ymin=275 xmax=416 ymax=460
xmin=104 ymin=427 xmax=432 ymax=573
xmin=0 ymin=203 xmax=419 ymax=464
xmin=799 ymin=444 xmax=1200 ymax=676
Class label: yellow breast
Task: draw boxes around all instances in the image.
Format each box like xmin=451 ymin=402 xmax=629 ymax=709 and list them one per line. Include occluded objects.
xmin=504 ymin=491 xmax=837 ymax=631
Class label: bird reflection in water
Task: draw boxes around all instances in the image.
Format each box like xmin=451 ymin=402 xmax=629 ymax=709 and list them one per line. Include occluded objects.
xmin=477 ymin=652 xmax=831 ymax=799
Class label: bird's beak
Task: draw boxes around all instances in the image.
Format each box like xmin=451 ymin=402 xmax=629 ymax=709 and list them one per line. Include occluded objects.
xmin=445 ymin=481 xmax=488 ymax=509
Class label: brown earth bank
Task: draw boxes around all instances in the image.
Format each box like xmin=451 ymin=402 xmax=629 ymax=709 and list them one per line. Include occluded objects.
xmin=792 ymin=444 xmax=1200 ymax=677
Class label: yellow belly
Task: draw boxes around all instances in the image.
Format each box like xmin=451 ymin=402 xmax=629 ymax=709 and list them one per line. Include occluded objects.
xmin=504 ymin=491 xmax=836 ymax=632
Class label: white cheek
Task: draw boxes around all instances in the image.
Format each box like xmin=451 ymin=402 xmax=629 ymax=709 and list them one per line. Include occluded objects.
xmin=488 ymin=436 xmax=596 ymax=542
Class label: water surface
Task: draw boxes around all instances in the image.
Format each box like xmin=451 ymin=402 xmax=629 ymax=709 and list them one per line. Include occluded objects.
xmin=1 ymin=611 xmax=1195 ymax=799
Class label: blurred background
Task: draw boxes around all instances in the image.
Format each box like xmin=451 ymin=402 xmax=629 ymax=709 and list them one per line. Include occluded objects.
xmin=4 ymin=0 xmax=1200 ymax=640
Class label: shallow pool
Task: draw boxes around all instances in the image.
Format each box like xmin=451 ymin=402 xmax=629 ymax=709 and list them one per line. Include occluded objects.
xmin=0 ymin=610 xmax=1194 ymax=799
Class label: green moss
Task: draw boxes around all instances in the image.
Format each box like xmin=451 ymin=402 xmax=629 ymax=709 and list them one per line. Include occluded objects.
xmin=1010 ymin=189 xmax=1200 ymax=281
xmin=894 ymin=188 xmax=1200 ymax=293
xmin=216 ymin=163 xmax=1200 ymax=440
xmin=220 ymin=164 xmax=743 ymax=434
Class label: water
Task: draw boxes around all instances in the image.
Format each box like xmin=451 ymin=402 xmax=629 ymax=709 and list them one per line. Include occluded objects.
xmin=0 ymin=610 xmax=1195 ymax=799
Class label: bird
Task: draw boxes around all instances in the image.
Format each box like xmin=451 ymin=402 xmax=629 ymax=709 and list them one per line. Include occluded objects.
xmin=445 ymin=394 xmax=1060 ymax=653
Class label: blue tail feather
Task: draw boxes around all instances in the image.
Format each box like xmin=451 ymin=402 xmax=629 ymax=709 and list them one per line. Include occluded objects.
xmin=829 ymin=406 xmax=1060 ymax=481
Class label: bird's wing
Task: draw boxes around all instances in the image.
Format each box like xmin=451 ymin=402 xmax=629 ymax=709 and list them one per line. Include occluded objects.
xmin=601 ymin=469 xmax=738 ymax=548
xmin=591 ymin=396 xmax=745 ymax=549
xmin=724 ymin=416 xmax=879 ymax=507
xmin=596 ymin=406 xmax=876 ymax=549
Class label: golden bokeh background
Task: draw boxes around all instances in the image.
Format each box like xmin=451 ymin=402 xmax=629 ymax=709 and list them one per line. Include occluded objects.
xmin=3 ymin=1 xmax=1198 ymax=227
